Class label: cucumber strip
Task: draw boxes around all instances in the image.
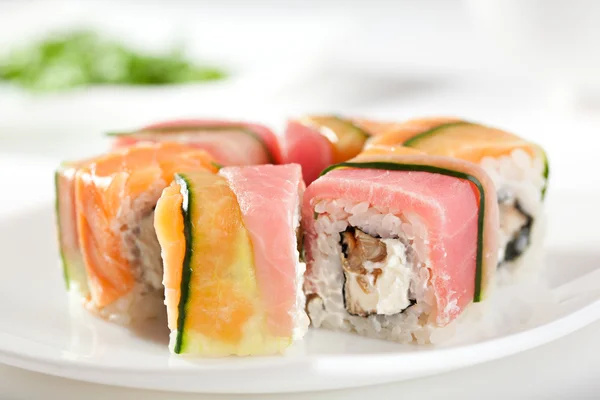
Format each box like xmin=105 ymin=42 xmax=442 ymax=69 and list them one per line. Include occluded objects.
xmin=107 ymin=125 xmax=276 ymax=164
xmin=174 ymin=173 xmax=194 ymax=354
xmin=331 ymin=115 xmax=371 ymax=139
xmin=402 ymin=121 xmax=474 ymax=147
xmin=541 ymin=148 xmax=550 ymax=199
xmin=54 ymin=169 xmax=71 ymax=289
xmin=301 ymin=115 xmax=370 ymax=162
xmin=304 ymin=115 xmax=370 ymax=140
xmin=321 ymin=161 xmax=487 ymax=303
xmin=55 ymin=165 xmax=89 ymax=295
xmin=211 ymin=161 xmax=224 ymax=170
xmin=404 ymin=122 xmax=550 ymax=200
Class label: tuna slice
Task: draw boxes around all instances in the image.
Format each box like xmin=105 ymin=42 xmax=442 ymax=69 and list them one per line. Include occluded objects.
xmin=284 ymin=116 xmax=374 ymax=186
xmin=220 ymin=163 xmax=305 ymax=337
xmin=284 ymin=120 xmax=333 ymax=186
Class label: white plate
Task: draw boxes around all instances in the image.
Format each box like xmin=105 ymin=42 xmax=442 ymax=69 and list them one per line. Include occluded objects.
xmin=0 ymin=158 xmax=599 ymax=394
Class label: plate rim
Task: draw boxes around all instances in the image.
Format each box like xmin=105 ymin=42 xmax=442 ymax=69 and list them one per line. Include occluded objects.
xmin=0 ymin=175 xmax=599 ymax=393
xmin=0 ymin=295 xmax=598 ymax=394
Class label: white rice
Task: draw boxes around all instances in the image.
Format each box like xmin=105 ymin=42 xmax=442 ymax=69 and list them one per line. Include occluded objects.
xmin=292 ymin=188 xmax=310 ymax=341
xmin=119 ymin=179 xmax=166 ymax=292
xmin=480 ymin=148 xmax=547 ymax=278
xmin=305 ymin=198 xmax=458 ymax=344
xmin=91 ymin=285 xmax=164 ymax=325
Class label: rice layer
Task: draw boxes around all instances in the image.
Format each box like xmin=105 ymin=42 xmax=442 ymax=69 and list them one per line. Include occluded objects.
xmin=305 ymin=198 xmax=457 ymax=344
xmin=480 ymin=148 xmax=547 ymax=275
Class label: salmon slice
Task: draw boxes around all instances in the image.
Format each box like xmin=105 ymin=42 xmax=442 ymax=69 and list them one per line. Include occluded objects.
xmin=358 ymin=144 xmax=425 ymax=158
xmin=365 ymin=117 xmax=545 ymax=168
xmin=402 ymin=122 xmax=542 ymax=162
xmin=153 ymin=182 xmax=185 ymax=332
xmin=110 ymin=119 xmax=283 ymax=166
xmin=356 ymin=116 xmax=461 ymax=141
xmin=72 ymin=142 xmax=217 ymax=321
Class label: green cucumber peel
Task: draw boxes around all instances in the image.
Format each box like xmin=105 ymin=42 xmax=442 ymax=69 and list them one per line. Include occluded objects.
xmin=331 ymin=114 xmax=371 ymax=139
xmin=403 ymin=122 xmax=475 ymax=147
xmin=541 ymin=149 xmax=550 ymax=200
xmin=174 ymin=173 xmax=194 ymax=354
xmin=404 ymin=122 xmax=550 ymax=201
xmin=54 ymin=168 xmax=71 ymax=290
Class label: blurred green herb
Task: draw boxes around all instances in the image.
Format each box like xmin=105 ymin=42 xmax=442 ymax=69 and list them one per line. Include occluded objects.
xmin=0 ymin=30 xmax=227 ymax=92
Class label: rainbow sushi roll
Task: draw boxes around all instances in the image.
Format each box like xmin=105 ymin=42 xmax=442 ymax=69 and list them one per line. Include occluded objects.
xmin=109 ymin=119 xmax=284 ymax=166
xmin=52 ymin=112 xmax=552 ymax=355
xmin=155 ymin=164 xmax=308 ymax=356
xmin=302 ymin=148 xmax=499 ymax=344
xmin=367 ymin=118 xmax=549 ymax=275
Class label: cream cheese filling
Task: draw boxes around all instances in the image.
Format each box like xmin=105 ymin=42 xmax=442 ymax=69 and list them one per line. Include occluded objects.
xmin=344 ymin=239 xmax=414 ymax=316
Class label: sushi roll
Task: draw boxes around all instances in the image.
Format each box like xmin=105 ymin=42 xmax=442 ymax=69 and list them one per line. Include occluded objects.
xmin=302 ymin=148 xmax=499 ymax=344
xmin=284 ymin=115 xmax=373 ymax=185
xmin=155 ymin=164 xmax=308 ymax=356
xmin=109 ymin=119 xmax=283 ymax=166
xmin=367 ymin=118 xmax=549 ymax=275
xmin=55 ymin=142 xmax=218 ymax=324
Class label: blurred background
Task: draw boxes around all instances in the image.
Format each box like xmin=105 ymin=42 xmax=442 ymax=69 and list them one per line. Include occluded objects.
xmin=0 ymin=0 xmax=599 ymax=191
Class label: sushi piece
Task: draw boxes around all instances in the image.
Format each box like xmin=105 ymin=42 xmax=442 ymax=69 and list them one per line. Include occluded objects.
xmin=284 ymin=115 xmax=372 ymax=185
xmin=109 ymin=119 xmax=283 ymax=166
xmin=155 ymin=164 xmax=308 ymax=356
xmin=302 ymin=148 xmax=499 ymax=344
xmin=55 ymin=142 xmax=218 ymax=324
xmin=366 ymin=118 xmax=549 ymax=274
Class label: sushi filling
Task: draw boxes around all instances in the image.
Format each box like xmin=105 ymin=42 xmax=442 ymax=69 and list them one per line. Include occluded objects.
xmin=118 ymin=180 xmax=170 ymax=299
xmin=131 ymin=210 xmax=164 ymax=290
xmin=98 ymin=203 xmax=165 ymax=325
xmin=497 ymin=192 xmax=534 ymax=265
xmin=305 ymin=199 xmax=447 ymax=344
xmin=480 ymin=149 xmax=546 ymax=267
xmin=340 ymin=227 xmax=416 ymax=317
xmin=499 ymin=198 xmax=533 ymax=263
